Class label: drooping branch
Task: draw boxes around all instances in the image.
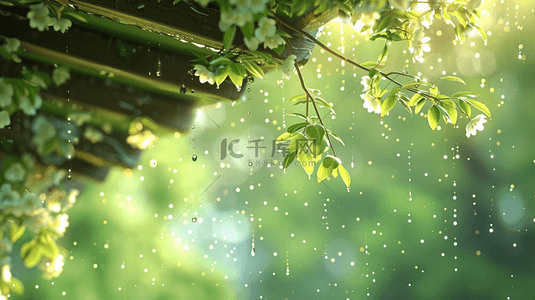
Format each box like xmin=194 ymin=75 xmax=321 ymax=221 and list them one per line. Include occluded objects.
xmin=284 ymin=36 xmax=337 ymax=158
xmin=273 ymin=15 xmax=441 ymax=102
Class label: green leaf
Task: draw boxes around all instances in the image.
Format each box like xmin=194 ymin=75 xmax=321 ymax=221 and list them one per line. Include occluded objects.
xmin=408 ymin=93 xmax=424 ymax=106
xmin=297 ymin=149 xmax=315 ymax=175
xmin=65 ymin=12 xmax=87 ymax=23
xmin=0 ymin=0 xmax=14 ymax=5
xmin=438 ymin=75 xmax=465 ymax=85
xmin=209 ymin=56 xmax=232 ymax=66
xmin=377 ymin=43 xmax=388 ymax=64
xmin=361 ymin=61 xmax=380 ymax=67
xmin=314 ymin=139 xmax=328 ymax=158
xmin=20 ymin=239 xmax=36 ymax=259
xmin=214 ymin=65 xmax=230 ymax=86
xmin=452 ymin=91 xmax=479 ymax=98
xmin=306 ymin=124 xmax=325 ymax=145
xmin=288 ymin=133 xmax=305 ymax=153
xmin=242 ymin=60 xmax=265 ymax=80
xmin=240 ymin=22 xmax=254 ymax=39
xmin=332 ymin=166 xmax=338 ymax=178
xmin=398 ymin=97 xmax=412 ymax=114
xmin=415 ymin=98 xmax=426 ymax=114
xmin=427 ymin=105 xmax=440 ymax=131
xmin=402 ymin=82 xmax=425 ymax=90
xmin=312 ymin=97 xmax=333 ymax=109
xmin=464 ymin=99 xmax=491 ymax=118
xmin=42 ymin=138 xmax=58 ymax=156
xmin=276 ymin=29 xmax=293 ymax=38
xmin=441 ymin=99 xmax=458 ymax=125
xmin=316 ymin=158 xmax=334 ymax=184
xmin=470 ymin=23 xmax=487 ymax=41
xmin=381 ymin=93 xmax=397 ymax=117
xmin=429 ymin=86 xmax=439 ymax=98
xmin=23 ymin=245 xmax=42 ymax=268
xmin=223 ymin=26 xmax=236 ymax=50
xmin=286 ymin=122 xmax=308 ymax=133
xmin=286 ymin=113 xmax=308 ymax=120
xmin=337 ymin=164 xmax=350 ymax=189
xmin=435 ymin=103 xmax=451 ymax=123
xmin=272 ymin=43 xmax=285 ymax=55
xmin=283 ymin=151 xmax=295 ymax=170
xmin=228 ymin=63 xmax=246 ymax=87
xmin=40 ymin=236 xmax=59 ymax=259
xmin=9 ymin=277 xmax=24 ymax=294
xmin=58 ymin=139 xmax=74 ymax=158
xmin=326 ymin=130 xmax=345 ymax=146
xmin=275 ymin=132 xmax=294 ymax=144
xmin=9 ymin=223 xmax=25 ymax=243
xmin=374 ymin=15 xmax=393 ymax=33
xmin=289 ymin=94 xmax=307 ymax=102
xmin=459 ymin=99 xmax=471 ymax=117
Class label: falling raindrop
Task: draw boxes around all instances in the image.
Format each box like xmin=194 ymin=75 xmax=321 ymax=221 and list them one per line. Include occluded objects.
xmin=251 ymin=247 xmax=256 ymax=257
xmin=180 ymin=85 xmax=186 ymax=94
xmin=247 ymin=76 xmax=254 ymax=83
xmin=67 ymin=174 xmax=72 ymax=180
xmin=192 ymin=155 xmax=197 ymax=161
xmin=248 ymin=161 xmax=253 ymax=166
xmin=191 ymin=125 xmax=195 ymax=129
xmin=192 ymin=217 xmax=197 ymax=223
xmin=191 ymin=89 xmax=195 ymax=93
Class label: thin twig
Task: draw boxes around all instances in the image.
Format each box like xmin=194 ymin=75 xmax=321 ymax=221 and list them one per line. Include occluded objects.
xmin=284 ymin=36 xmax=337 ymax=158
xmin=273 ymin=15 xmax=440 ymax=102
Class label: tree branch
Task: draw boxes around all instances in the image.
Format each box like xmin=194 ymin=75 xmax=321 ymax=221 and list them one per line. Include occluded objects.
xmin=273 ymin=15 xmax=440 ymax=102
xmin=284 ymin=36 xmax=337 ymax=158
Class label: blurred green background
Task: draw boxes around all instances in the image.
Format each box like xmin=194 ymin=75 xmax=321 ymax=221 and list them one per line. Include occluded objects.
xmin=12 ymin=0 xmax=535 ymax=299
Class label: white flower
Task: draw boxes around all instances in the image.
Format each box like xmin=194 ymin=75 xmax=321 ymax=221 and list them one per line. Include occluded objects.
xmin=3 ymin=38 xmax=20 ymax=53
xmin=219 ymin=9 xmax=253 ymax=32
xmin=230 ymin=0 xmax=268 ymax=14
xmin=263 ymin=34 xmax=285 ymax=49
xmin=244 ymin=36 xmax=259 ymax=51
xmin=0 ymin=78 xmax=14 ymax=108
xmin=51 ymin=18 xmax=72 ymax=34
xmin=467 ymin=0 xmax=483 ymax=13
xmin=194 ymin=0 xmax=212 ymax=7
xmin=32 ymin=115 xmax=56 ymax=154
xmin=0 ymin=110 xmax=10 ymax=129
xmin=27 ymin=5 xmax=53 ymax=32
xmin=390 ymin=0 xmax=410 ymax=10
xmin=4 ymin=163 xmax=26 ymax=182
xmin=281 ymin=55 xmax=296 ymax=79
xmin=193 ymin=65 xmax=215 ymax=85
xmin=254 ymin=16 xmax=276 ymax=43
xmin=83 ymin=126 xmax=104 ymax=143
xmin=29 ymin=74 xmax=47 ymax=88
xmin=20 ymin=192 xmax=42 ymax=216
xmin=42 ymin=254 xmax=64 ymax=279
xmin=19 ymin=95 xmax=37 ymax=115
xmin=411 ymin=29 xmax=431 ymax=63
xmin=0 ymin=183 xmax=20 ymax=203
xmin=52 ymin=214 xmax=69 ymax=234
xmin=466 ymin=114 xmax=487 ymax=137
xmin=361 ymin=91 xmax=381 ymax=114
xmin=52 ymin=67 xmax=70 ymax=86
xmin=360 ymin=76 xmax=372 ymax=91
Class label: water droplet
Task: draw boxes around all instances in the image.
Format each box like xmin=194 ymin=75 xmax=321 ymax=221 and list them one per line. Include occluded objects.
xmin=180 ymin=85 xmax=186 ymax=94
xmin=308 ymin=174 xmax=311 ymax=180
xmin=192 ymin=155 xmax=197 ymax=161
xmin=247 ymin=76 xmax=254 ymax=83
xmin=67 ymin=174 xmax=72 ymax=180
xmin=191 ymin=89 xmax=195 ymax=93
xmin=346 ymin=187 xmax=350 ymax=192
xmin=251 ymin=248 xmax=256 ymax=256
xmin=247 ymin=88 xmax=251 ymax=92
xmin=191 ymin=125 xmax=195 ymax=129
xmin=236 ymin=86 xmax=241 ymax=92
xmin=192 ymin=217 xmax=197 ymax=223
